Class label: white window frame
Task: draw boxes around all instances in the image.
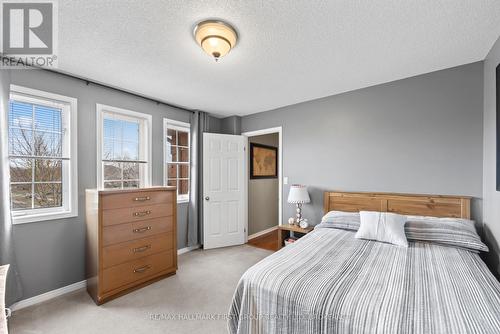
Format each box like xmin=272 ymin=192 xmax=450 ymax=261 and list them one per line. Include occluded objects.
xmin=163 ymin=118 xmax=190 ymax=203
xmin=96 ymin=104 xmax=152 ymax=189
xmin=8 ymin=85 xmax=78 ymax=224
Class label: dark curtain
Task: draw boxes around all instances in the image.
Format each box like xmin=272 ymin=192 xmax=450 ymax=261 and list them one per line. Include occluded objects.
xmin=0 ymin=69 xmax=23 ymax=306
xmin=187 ymin=111 xmax=209 ymax=247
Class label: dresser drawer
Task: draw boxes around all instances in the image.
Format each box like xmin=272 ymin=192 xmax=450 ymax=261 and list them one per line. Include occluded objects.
xmin=103 ymin=216 xmax=173 ymax=246
xmin=102 ymin=232 xmax=173 ymax=268
xmin=102 ymin=250 xmax=174 ymax=293
xmin=102 ymin=204 xmax=173 ymax=226
xmin=101 ymin=190 xmax=174 ymax=210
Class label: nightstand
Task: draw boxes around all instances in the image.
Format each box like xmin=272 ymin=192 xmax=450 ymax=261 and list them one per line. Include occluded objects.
xmin=277 ymin=224 xmax=313 ymax=249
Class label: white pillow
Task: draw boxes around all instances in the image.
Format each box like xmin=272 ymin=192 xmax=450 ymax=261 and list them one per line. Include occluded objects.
xmin=0 ymin=264 xmax=8 ymax=334
xmin=355 ymin=211 xmax=408 ymax=247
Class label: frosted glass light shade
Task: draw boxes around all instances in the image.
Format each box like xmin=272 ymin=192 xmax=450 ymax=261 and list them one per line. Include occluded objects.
xmin=287 ymin=185 xmax=310 ymax=204
xmin=194 ymin=20 xmax=237 ymax=61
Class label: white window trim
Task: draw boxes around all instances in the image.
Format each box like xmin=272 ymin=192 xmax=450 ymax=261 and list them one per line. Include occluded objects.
xmin=9 ymin=85 xmax=78 ymax=225
xmin=163 ymin=118 xmax=190 ymax=203
xmin=96 ymin=104 xmax=152 ymax=189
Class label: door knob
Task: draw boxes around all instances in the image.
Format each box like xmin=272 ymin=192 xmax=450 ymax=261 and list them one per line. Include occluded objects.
xmin=205 ymin=196 xmax=210 ymax=201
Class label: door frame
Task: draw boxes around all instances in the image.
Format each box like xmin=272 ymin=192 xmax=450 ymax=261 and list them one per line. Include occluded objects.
xmin=241 ymin=126 xmax=283 ymax=236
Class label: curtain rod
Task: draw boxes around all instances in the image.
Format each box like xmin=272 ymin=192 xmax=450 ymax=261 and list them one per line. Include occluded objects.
xmin=40 ymin=66 xmax=196 ymax=114
xmin=1 ymin=56 xmax=200 ymax=114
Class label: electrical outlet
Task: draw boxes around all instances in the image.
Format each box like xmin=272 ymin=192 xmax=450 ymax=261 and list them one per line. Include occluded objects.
xmin=283 ymin=177 xmax=288 ymax=185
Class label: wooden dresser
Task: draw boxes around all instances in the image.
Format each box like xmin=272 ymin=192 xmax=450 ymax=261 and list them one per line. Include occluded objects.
xmin=85 ymin=187 xmax=177 ymax=305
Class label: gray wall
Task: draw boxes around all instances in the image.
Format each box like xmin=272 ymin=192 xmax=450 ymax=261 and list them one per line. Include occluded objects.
xmin=482 ymin=36 xmax=500 ymax=279
xmin=242 ymin=62 xmax=484 ymax=228
xmin=220 ymin=116 xmax=242 ymax=135
xmin=7 ymin=69 xmax=219 ymax=299
xmin=248 ymin=134 xmax=279 ymax=235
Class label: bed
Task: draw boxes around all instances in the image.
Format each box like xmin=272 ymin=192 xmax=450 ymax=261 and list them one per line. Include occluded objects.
xmin=228 ymin=191 xmax=500 ymax=334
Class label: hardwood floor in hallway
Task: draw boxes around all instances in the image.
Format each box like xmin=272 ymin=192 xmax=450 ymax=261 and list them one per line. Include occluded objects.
xmin=247 ymin=229 xmax=279 ymax=251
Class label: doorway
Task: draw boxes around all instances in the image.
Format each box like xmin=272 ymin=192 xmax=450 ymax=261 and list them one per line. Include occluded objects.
xmin=242 ymin=127 xmax=282 ymax=250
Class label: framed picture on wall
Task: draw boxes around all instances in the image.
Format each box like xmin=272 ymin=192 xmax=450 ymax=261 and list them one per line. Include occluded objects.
xmin=250 ymin=143 xmax=278 ymax=179
xmin=497 ymin=63 xmax=500 ymax=191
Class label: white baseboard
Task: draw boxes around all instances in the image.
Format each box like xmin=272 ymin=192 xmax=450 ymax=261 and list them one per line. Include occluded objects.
xmin=178 ymin=244 xmax=200 ymax=255
xmin=10 ymin=280 xmax=86 ymax=312
xmin=248 ymin=226 xmax=278 ymax=240
xmin=10 ymin=246 xmax=200 ymax=312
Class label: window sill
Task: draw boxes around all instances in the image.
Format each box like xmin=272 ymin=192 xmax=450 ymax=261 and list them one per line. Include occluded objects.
xmin=12 ymin=210 xmax=78 ymax=225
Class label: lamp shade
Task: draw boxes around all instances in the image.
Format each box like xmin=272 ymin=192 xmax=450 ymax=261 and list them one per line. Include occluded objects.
xmin=287 ymin=185 xmax=310 ymax=204
xmin=194 ymin=20 xmax=238 ymax=61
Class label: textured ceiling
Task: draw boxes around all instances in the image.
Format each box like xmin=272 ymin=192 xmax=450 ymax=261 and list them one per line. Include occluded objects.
xmin=58 ymin=0 xmax=500 ymax=117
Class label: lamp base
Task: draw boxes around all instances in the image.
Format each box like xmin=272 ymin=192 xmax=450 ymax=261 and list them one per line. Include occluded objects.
xmin=295 ymin=203 xmax=302 ymax=224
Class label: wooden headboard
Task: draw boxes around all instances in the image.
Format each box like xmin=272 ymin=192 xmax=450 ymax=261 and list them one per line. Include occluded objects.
xmin=323 ymin=191 xmax=471 ymax=219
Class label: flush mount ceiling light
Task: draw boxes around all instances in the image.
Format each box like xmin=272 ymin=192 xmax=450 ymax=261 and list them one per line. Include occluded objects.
xmin=193 ymin=20 xmax=238 ymax=62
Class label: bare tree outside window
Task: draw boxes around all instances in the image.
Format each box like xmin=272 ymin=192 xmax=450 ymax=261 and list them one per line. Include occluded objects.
xmin=102 ymin=115 xmax=144 ymax=189
xmin=9 ymin=101 xmax=64 ymax=210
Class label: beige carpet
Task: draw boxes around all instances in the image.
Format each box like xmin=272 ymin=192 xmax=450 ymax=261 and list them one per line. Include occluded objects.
xmin=9 ymin=245 xmax=271 ymax=334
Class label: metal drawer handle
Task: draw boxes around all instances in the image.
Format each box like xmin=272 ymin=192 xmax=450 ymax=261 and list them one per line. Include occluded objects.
xmin=133 ymin=210 xmax=151 ymax=217
xmin=133 ymin=226 xmax=152 ymax=233
xmin=134 ymin=196 xmax=151 ymax=202
xmin=133 ymin=265 xmax=151 ymax=273
xmin=133 ymin=245 xmax=151 ymax=253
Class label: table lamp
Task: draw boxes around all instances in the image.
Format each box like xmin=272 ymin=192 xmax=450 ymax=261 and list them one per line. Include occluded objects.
xmin=287 ymin=184 xmax=310 ymax=224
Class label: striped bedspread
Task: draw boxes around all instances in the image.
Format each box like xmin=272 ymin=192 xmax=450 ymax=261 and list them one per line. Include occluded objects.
xmin=228 ymin=228 xmax=500 ymax=334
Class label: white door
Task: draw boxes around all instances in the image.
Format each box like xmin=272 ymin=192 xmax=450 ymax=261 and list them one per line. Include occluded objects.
xmin=203 ymin=133 xmax=246 ymax=249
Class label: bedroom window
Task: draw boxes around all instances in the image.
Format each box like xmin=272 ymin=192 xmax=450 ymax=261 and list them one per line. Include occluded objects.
xmin=8 ymin=85 xmax=78 ymax=224
xmin=164 ymin=119 xmax=190 ymax=202
xmin=97 ymin=104 xmax=152 ymax=189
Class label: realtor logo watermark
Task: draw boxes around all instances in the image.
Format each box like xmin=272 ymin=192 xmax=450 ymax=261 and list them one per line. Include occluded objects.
xmin=1 ymin=0 xmax=58 ymax=68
